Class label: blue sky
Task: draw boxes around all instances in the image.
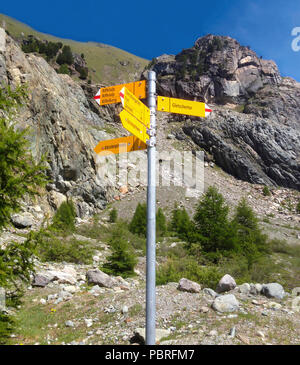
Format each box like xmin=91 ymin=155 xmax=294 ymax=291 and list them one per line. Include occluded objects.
xmin=1 ymin=0 xmax=300 ymax=81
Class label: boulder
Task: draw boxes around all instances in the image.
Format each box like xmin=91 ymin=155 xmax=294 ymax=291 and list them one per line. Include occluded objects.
xmin=11 ymin=212 xmax=35 ymax=228
xmin=239 ymin=283 xmax=251 ymax=295
xmin=261 ymin=283 xmax=285 ymax=300
xmin=177 ymin=278 xmax=201 ymax=293
xmin=202 ymin=288 xmax=218 ymax=298
xmin=212 ymin=294 xmax=239 ymax=313
xmin=216 ymin=274 xmax=236 ymax=293
xmin=32 ymin=274 xmax=50 ymax=287
xmin=86 ymin=269 xmax=116 ymax=288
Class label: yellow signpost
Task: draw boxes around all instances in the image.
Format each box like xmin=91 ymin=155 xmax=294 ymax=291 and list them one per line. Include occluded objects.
xmin=94 ymin=135 xmax=147 ymax=155
xmin=120 ymin=109 xmax=150 ymax=144
xmin=120 ymin=86 xmax=150 ymax=127
xmin=94 ymin=80 xmax=146 ymax=106
xmin=157 ymin=96 xmax=212 ymax=117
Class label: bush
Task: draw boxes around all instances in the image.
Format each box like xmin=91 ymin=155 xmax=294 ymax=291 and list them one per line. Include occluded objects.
xmin=51 ymin=200 xmax=76 ymax=232
xmin=156 ymin=256 xmax=221 ymax=288
xmin=102 ymin=224 xmax=137 ymax=278
xmin=109 ymin=208 xmax=118 ymax=223
xmin=57 ymin=64 xmax=70 ymax=75
xmin=296 ymin=201 xmax=300 ymax=214
xmin=156 ymin=208 xmax=167 ymax=237
xmin=79 ymin=67 xmax=88 ymax=80
xmin=262 ymin=186 xmax=271 ymax=196
xmin=33 ymin=229 xmax=93 ymax=264
xmin=129 ymin=203 xmax=147 ymax=237
xmin=56 ymin=45 xmax=74 ymax=65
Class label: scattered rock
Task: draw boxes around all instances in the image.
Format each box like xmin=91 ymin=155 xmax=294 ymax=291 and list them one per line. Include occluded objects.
xmin=261 ymin=283 xmax=285 ymax=300
xmin=266 ymin=302 xmax=282 ymax=310
xmin=236 ymin=334 xmax=250 ymax=345
xmin=84 ymin=319 xmax=93 ymax=328
xmin=239 ymin=283 xmax=251 ymax=295
xmin=39 ymin=298 xmax=46 ymax=305
xmin=121 ymin=306 xmax=129 ymax=314
xmin=291 ymin=297 xmax=300 ymax=312
xmin=203 ymin=288 xmax=218 ymax=298
xmin=292 ymin=287 xmax=300 ymax=297
xmin=216 ymin=274 xmax=236 ymax=293
xmin=32 ymin=274 xmax=50 ymax=288
xmin=177 ymin=278 xmax=201 ymax=293
xmin=65 ymin=320 xmax=75 ymax=328
xmin=200 ymin=306 xmax=210 ymax=313
xmin=86 ymin=269 xmax=116 ymax=288
xmin=229 ymin=327 xmax=236 ymax=338
xmin=11 ymin=212 xmax=35 ymax=228
xmin=212 ymin=294 xmax=239 ymax=313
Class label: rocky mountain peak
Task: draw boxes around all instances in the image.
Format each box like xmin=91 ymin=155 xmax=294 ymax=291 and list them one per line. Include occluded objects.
xmin=152 ymin=33 xmax=282 ymax=104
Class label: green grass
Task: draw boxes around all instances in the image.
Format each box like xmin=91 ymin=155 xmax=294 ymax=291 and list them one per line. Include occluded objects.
xmin=0 ymin=13 xmax=149 ymax=85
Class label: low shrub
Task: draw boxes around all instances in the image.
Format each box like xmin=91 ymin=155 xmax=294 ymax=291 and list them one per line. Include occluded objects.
xmin=109 ymin=208 xmax=118 ymax=223
xmin=33 ymin=229 xmax=93 ymax=264
xmin=156 ymin=256 xmax=221 ymax=288
xmin=102 ymin=224 xmax=137 ymax=278
xmin=51 ymin=200 xmax=76 ymax=232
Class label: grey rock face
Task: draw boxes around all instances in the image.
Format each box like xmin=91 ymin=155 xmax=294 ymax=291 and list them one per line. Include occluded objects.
xmin=150 ymin=34 xmax=300 ymax=190
xmin=216 ymin=274 xmax=236 ymax=293
xmin=212 ymin=294 xmax=239 ymax=313
xmin=183 ymin=108 xmax=300 ymax=189
xmin=86 ymin=269 xmax=116 ymax=288
xmin=177 ymin=278 xmax=201 ymax=293
xmin=261 ymin=283 xmax=285 ymax=299
xmin=11 ymin=212 xmax=35 ymax=228
xmin=1 ymin=29 xmax=113 ymax=218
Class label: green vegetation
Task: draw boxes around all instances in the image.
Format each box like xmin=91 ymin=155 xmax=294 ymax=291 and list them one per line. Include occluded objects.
xmin=109 ymin=208 xmax=118 ymax=223
xmin=56 ymin=45 xmax=73 ymax=65
xmin=156 ymin=207 xmax=167 ymax=237
xmin=31 ymin=229 xmax=93 ymax=265
xmin=102 ymin=222 xmax=137 ymax=278
xmin=0 ymin=84 xmax=48 ymax=343
xmin=157 ymin=187 xmax=278 ymax=287
xmin=129 ymin=203 xmax=147 ymax=237
xmin=22 ymin=38 xmax=62 ymax=60
xmin=296 ymin=201 xmax=300 ymax=214
xmin=57 ymin=64 xmax=70 ymax=75
xmin=51 ymin=200 xmax=76 ymax=232
xmin=0 ymin=84 xmax=48 ymax=230
xmin=263 ymin=185 xmax=271 ymax=196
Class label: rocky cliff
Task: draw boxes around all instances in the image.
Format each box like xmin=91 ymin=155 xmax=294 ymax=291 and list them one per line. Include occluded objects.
xmin=149 ymin=35 xmax=300 ymax=189
xmin=0 ymin=27 xmax=117 ymax=218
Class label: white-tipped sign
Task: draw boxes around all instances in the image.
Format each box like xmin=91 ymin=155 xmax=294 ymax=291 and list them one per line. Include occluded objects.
xmin=93 ymin=90 xmax=101 ymax=105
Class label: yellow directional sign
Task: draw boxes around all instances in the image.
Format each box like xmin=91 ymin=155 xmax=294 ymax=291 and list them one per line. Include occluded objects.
xmin=157 ymin=96 xmax=212 ymax=118
xmin=94 ymin=135 xmax=147 ymax=155
xmin=120 ymin=109 xmax=150 ymax=144
xmin=94 ymin=80 xmax=146 ymax=106
xmin=120 ymin=87 xmax=150 ymax=128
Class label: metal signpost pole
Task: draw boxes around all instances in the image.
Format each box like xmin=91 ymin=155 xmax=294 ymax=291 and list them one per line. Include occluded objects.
xmin=146 ymin=70 xmax=156 ymax=345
